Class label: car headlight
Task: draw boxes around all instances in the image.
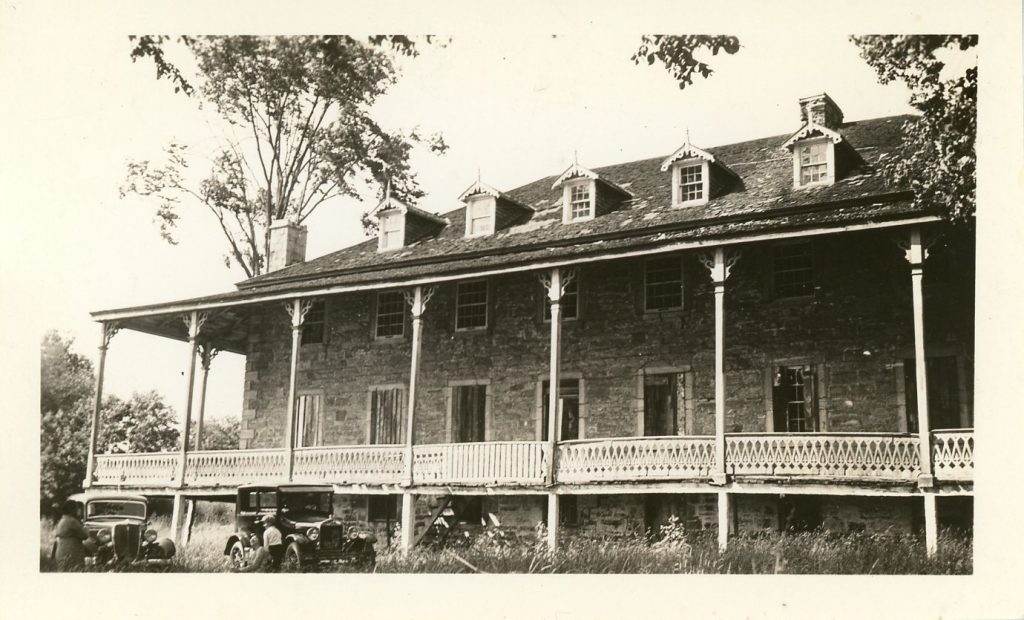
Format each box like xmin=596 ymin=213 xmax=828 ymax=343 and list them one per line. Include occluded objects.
xmin=96 ymin=529 xmax=111 ymax=544
xmin=145 ymin=529 xmax=158 ymax=543
xmin=306 ymin=527 xmax=319 ymax=542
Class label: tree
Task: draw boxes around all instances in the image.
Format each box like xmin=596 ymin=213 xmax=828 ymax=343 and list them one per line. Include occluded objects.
xmin=632 ymin=35 xmax=741 ymax=90
xmin=851 ymin=35 xmax=976 ymax=225
xmin=122 ymin=36 xmax=447 ymax=278
xmin=186 ymin=416 xmax=241 ymax=451
xmin=100 ymin=391 xmax=180 ymax=454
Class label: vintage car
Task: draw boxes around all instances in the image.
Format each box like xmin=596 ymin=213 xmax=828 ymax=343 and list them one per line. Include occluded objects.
xmin=223 ymin=484 xmax=376 ymax=571
xmin=67 ymin=493 xmax=176 ymax=568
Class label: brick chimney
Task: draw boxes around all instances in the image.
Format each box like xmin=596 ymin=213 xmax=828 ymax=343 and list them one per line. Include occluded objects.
xmin=799 ymin=93 xmax=844 ymax=129
xmin=268 ymin=219 xmax=307 ymax=271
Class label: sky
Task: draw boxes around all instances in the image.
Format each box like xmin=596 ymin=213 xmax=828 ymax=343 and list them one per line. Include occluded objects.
xmin=2 ymin=29 xmax=921 ymax=425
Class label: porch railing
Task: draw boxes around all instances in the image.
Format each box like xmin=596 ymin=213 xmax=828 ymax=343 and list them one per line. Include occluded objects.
xmin=412 ymin=441 xmax=548 ymax=486
xmin=931 ymin=429 xmax=974 ymax=481
xmin=557 ymin=436 xmax=716 ymax=484
xmin=185 ymin=449 xmax=287 ymax=486
xmin=294 ymin=444 xmax=406 ymax=485
xmin=93 ymin=452 xmax=180 ymax=486
xmin=724 ymin=432 xmax=921 ymax=480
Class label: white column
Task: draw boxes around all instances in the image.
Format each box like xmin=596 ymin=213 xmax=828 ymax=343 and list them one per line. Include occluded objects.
xmin=547 ymin=493 xmax=559 ymax=552
xmin=923 ymin=493 xmax=938 ymax=556
xmin=717 ymin=490 xmax=730 ymax=550
xmin=701 ymin=248 xmax=739 ymax=486
xmin=543 ymin=267 xmax=564 ymax=484
xmin=183 ymin=498 xmax=196 ymax=546
xmin=284 ymin=299 xmax=310 ymax=482
xmin=84 ymin=322 xmax=117 ymax=488
xmin=404 ymin=286 xmax=433 ymax=487
xmin=170 ymin=493 xmax=184 ymax=546
xmin=177 ymin=311 xmax=204 ymax=488
xmin=904 ymin=227 xmax=934 ymax=488
xmin=400 ymin=492 xmax=415 ymax=555
xmin=195 ymin=345 xmax=216 ymax=451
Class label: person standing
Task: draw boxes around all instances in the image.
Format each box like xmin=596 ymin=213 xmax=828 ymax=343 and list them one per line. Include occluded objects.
xmin=262 ymin=514 xmax=284 ymax=570
xmin=52 ymin=500 xmax=92 ymax=571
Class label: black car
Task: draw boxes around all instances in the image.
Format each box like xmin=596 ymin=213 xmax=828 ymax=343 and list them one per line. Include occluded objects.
xmin=67 ymin=493 xmax=176 ymax=568
xmin=223 ymin=484 xmax=376 ymax=571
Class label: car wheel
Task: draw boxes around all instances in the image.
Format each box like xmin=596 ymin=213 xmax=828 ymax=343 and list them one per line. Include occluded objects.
xmin=229 ymin=541 xmax=248 ymax=570
xmin=282 ymin=543 xmax=303 ymax=572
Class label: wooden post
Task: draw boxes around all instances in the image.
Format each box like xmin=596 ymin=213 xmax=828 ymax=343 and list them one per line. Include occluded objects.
xmin=905 ymin=227 xmax=935 ymax=488
xmin=400 ymin=492 xmax=414 ymax=555
xmin=183 ymin=498 xmax=196 ymax=546
xmin=194 ymin=346 xmax=216 ymax=451
xmin=717 ymin=490 xmax=730 ymax=551
xmin=701 ymin=248 xmax=739 ymax=486
xmin=177 ymin=311 xmax=204 ymax=488
xmin=404 ymin=286 xmax=432 ymax=487
xmin=170 ymin=493 xmax=184 ymax=546
xmin=84 ymin=322 xmax=116 ymax=488
xmin=544 ymin=267 xmax=564 ymax=485
xmin=923 ymin=493 xmax=938 ymax=557
xmin=284 ymin=299 xmax=310 ymax=482
xmin=547 ymin=493 xmax=559 ymax=552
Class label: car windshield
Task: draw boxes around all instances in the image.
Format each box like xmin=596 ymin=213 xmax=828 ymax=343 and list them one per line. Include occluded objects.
xmin=87 ymin=500 xmax=146 ymax=519
xmin=280 ymin=492 xmax=331 ymax=517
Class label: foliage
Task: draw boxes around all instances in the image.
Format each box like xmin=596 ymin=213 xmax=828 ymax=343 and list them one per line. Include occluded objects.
xmin=101 ymin=391 xmax=180 ymax=454
xmin=123 ymin=36 xmax=447 ymax=278
xmin=851 ymin=35 xmax=977 ymax=225
xmin=188 ymin=416 xmax=241 ymax=451
xmin=632 ymin=35 xmax=740 ymax=90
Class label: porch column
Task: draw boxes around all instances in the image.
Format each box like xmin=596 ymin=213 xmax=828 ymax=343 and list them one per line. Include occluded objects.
xmin=194 ymin=345 xmax=218 ymax=451
xmin=84 ymin=322 xmax=118 ymax=488
xmin=923 ymin=493 xmax=938 ymax=557
xmin=170 ymin=493 xmax=184 ymax=546
xmin=400 ymin=492 xmax=415 ymax=555
xmin=701 ymin=248 xmax=740 ymax=486
xmin=403 ymin=286 xmax=435 ymax=487
xmin=547 ymin=493 xmax=559 ymax=552
xmin=177 ymin=311 xmax=206 ymax=488
xmin=717 ymin=490 xmax=730 ymax=551
xmin=284 ymin=299 xmax=312 ymax=482
xmin=902 ymin=227 xmax=935 ymax=488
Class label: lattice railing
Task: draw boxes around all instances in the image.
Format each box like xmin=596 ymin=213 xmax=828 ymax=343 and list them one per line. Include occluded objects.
xmin=93 ymin=452 xmax=180 ymax=486
xmin=725 ymin=433 xmax=921 ymax=479
xmin=294 ymin=445 xmax=406 ymax=485
xmin=185 ymin=449 xmax=287 ymax=486
xmin=412 ymin=441 xmax=548 ymax=485
xmin=556 ymin=436 xmax=716 ymax=483
xmin=931 ymin=429 xmax=973 ymax=481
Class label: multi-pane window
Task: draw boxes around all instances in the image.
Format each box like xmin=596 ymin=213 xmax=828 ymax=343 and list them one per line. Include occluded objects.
xmin=293 ymin=393 xmax=323 ymax=448
xmin=543 ymin=276 xmax=579 ymax=321
xmin=369 ymin=387 xmax=404 ymax=444
xmin=301 ymin=300 xmax=326 ymax=345
xmin=541 ymin=379 xmax=580 ymax=441
xmin=679 ymin=164 xmax=704 ymax=203
xmin=467 ymin=198 xmax=494 ymax=236
xmin=375 ymin=291 xmax=405 ymax=338
xmin=645 ymin=256 xmax=684 ymax=311
xmin=798 ymin=142 xmax=828 ymax=185
xmin=568 ymin=183 xmax=592 ymax=220
xmin=773 ymin=242 xmax=814 ymax=298
xmin=452 ymin=384 xmax=487 ymax=443
xmin=380 ymin=211 xmax=403 ymax=250
xmin=772 ymin=365 xmax=817 ymax=432
xmin=455 ymin=281 xmax=488 ymax=330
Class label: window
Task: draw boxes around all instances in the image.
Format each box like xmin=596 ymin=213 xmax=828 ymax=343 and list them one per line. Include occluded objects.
xmin=643 ymin=374 xmax=679 ymax=436
xmin=369 ymin=387 xmax=404 ymax=444
xmin=455 ymin=281 xmax=488 ymax=330
xmin=466 ymin=197 xmax=494 ymax=236
xmin=679 ymin=164 xmax=704 ymax=203
xmin=568 ymin=183 xmax=592 ymax=220
xmin=379 ymin=211 xmax=404 ymax=250
xmin=541 ymin=379 xmax=580 ymax=441
xmin=301 ymin=300 xmax=326 ymax=345
xmin=797 ymin=141 xmax=828 ymax=186
xmin=293 ymin=393 xmax=323 ymax=448
xmin=772 ymin=365 xmax=817 ymax=432
xmin=645 ymin=256 xmax=684 ymax=311
xmin=905 ymin=356 xmax=963 ymax=432
xmin=772 ymin=242 xmax=814 ymax=298
xmin=367 ymin=495 xmax=398 ymax=522
xmin=453 ymin=384 xmax=487 ymax=443
xmin=375 ymin=291 xmax=405 ymax=338
xmin=543 ymin=275 xmax=579 ymax=321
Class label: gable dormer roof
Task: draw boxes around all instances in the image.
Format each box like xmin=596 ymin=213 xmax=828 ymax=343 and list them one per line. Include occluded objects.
xmin=551 ymin=162 xmax=632 ymax=198
xmin=458 ymin=180 xmax=533 ymax=212
xmin=782 ymin=122 xmax=844 ymax=150
xmin=370 ymin=194 xmax=447 ymax=225
xmin=659 ymin=141 xmax=716 ymax=170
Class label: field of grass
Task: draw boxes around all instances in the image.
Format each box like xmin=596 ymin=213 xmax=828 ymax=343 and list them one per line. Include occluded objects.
xmin=40 ymin=513 xmax=972 ymax=574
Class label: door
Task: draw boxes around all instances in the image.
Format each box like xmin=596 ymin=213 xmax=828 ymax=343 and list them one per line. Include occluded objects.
xmin=453 ymin=384 xmax=487 ymax=443
xmin=772 ymin=365 xmax=817 ymax=432
xmin=643 ymin=374 xmax=679 ymax=436
xmin=542 ymin=379 xmax=580 ymax=441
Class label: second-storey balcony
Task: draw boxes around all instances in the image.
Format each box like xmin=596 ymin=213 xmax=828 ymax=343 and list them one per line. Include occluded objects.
xmin=91 ymin=429 xmax=973 ymax=491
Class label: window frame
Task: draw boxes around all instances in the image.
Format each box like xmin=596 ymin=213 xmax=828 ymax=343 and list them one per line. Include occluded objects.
xmin=464 ymin=196 xmax=496 ymax=238
xmin=562 ymin=179 xmax=596 ymax=223
xmin=771 ymin=240 xmax=815 ymax=300
xmin=293 ymin=390 xmax=325 ymax=448
xmin=454 ymin=279 xmax=489 ymax=332
xmin=791 ymin=137 xmax=835 ymax=188
xmin=643 ymin=255 xmax=685 ymax=312
xmin=374 ymin=290 xmax=407 ymax=339
xmin=300 ymin=299 xmax=327 ymax=346
xmin=365 ymin=384 xmax=407 ymax=445
xmin=671 ymin=159 xmax=710 ymax=206
xmin=378 ymin=209 xmax=405 ymax=251
xmin=445 ymin=379 xmax=492 ymax=443
xmin=535 ymin=372 xmax=586 ymax=441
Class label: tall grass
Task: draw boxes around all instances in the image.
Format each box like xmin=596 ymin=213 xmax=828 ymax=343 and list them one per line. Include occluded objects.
xmin=41 ymin=514 xmax=972 ymax=574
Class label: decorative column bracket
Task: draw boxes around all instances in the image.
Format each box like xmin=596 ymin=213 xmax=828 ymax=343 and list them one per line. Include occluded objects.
xmin=284 ymin=299 xmax=313 ymax=328
xmin=100 ymin=322 xmax=121 ymax=350
xmin=698 ymin=249 xmax=742 ymax=285
xmin=181 ymin=311 xmax=209 ymax=339
xmin=539 ymin=267 xmax=577 ymax=301
xmin=403 ymin=286 xmax=436 ymax=318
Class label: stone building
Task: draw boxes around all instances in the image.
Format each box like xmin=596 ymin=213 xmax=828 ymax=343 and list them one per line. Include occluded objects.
xmin=86 ymin=93 xmax=974 ymax=553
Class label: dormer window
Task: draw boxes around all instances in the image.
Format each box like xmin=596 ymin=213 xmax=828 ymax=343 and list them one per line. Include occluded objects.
xmin=661 ymin=138 xmax=730 ymax=207
xmin=567 ymin=182 xmax=594 ymax=221
xmin=552 ymin=163 xmax=629 ymax=224
xmin=370 ymin=193 xmax=447 ymax=252
xmin=379 ymin=210 xmax=404 ymax=251
xmin=458 ymin=179 xmax=533 ymax=238
xmin=798 ymin=141 xmax=828 ymax=185
xmin=783 ymin=94 xmax=856 ymax=189
xmin=466 ymin=196 xmax=495 ymax=237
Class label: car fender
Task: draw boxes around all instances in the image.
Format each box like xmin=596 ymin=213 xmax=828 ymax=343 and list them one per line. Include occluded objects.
xmin=224 ymin=533 xmax=249 ymax=555
xmin=285 ymin=533 xmax=310 ymax=547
